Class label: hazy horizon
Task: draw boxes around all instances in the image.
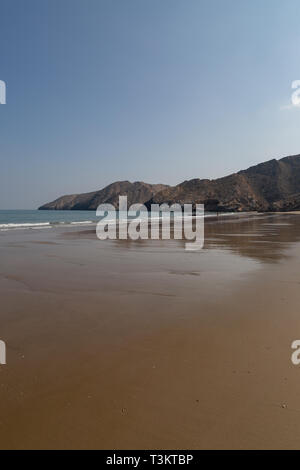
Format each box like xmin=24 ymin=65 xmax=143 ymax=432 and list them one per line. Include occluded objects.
xmin=1 ymin=0 xmax=300 ymax=209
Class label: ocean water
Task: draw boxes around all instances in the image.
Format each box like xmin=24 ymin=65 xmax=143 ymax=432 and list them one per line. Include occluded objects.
xmin=0 ymin=210 xmax=100 ymax=230
xmin=0 ymin=209 xmax=223 ymax=231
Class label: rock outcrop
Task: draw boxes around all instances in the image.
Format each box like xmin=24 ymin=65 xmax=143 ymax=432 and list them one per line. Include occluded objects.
xmin=39 ymin=181 xmax=169 ymax=210
xmin=148 ymin=155 xmax=300 ymax=212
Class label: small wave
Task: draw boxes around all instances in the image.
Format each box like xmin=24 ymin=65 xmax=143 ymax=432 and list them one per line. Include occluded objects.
xmin=0 ymin=222 xmax=51 ymax=229
xmin=70 ymin=221 xmax=94 ymax=225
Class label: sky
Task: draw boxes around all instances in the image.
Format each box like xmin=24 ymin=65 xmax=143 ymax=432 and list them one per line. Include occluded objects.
xmin=1 ymin=0 xmax=300 ymax=209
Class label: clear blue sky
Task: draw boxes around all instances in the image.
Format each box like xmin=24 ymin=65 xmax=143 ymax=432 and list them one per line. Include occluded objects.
xmin=1 ymin=0 xmax=300 ymax=209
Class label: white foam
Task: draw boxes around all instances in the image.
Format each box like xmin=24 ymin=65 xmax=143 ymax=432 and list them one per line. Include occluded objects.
xmin=70 ymin=221 xmax=94 ymax=225
xmin=0 ymin=222 xmax=51 ymax=229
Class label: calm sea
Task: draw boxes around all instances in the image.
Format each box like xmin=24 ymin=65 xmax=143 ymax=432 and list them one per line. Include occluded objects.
xmin=0 ymin=209 xmax=221 ymax=231
xmin=0 ymin=210 xmax=99 ymax=230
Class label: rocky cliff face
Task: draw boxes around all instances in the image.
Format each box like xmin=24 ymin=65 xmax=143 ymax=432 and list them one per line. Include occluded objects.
xmin=39 ymin=181 xmax=169 ymax=210
xmin=39 ymin=155 xmax=300 ymax=212
xmin=148 ymin=155 xmax=300 ymax=212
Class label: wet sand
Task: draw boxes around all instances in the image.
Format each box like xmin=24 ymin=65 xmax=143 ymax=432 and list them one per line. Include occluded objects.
xmin=1 ymin=213 xmax=300 ymax=449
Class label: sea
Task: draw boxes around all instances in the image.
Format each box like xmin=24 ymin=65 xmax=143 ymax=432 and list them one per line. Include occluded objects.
xmin=0 ymin=209 xmax=226 ymax=231
xmin=0 ymin=210 xmax=100 ymax=230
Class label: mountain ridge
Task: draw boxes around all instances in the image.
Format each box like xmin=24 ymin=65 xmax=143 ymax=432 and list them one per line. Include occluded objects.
xmin=148 ymin=154 xmax=300 ymax=212
xmin=39 ymin=181 xmax=169 ymax=210
xmin=39 ymin=154 xmax=300 ymax=212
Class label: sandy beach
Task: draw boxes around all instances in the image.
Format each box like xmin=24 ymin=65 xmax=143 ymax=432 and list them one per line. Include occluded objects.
xmin=1 ymin=213 xmax=300 ymax=449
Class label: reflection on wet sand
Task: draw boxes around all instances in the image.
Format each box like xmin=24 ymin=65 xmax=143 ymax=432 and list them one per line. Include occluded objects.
xmin=1 ymin=213 xmax=300 ymax=449
xmin=205 ymin=214 xmax=300 ymax=263
xmin=65 ymin=213 xmax=300 ymax=263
